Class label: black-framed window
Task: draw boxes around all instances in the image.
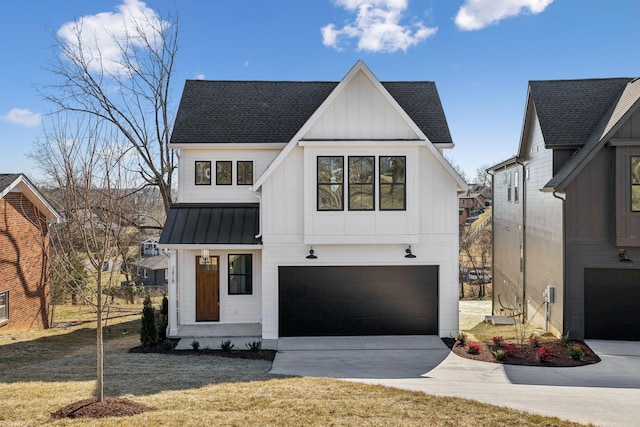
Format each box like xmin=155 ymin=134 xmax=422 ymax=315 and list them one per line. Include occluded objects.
xmin=195 ymin=161 xmax=211 ymax=185
xmin=632 ymin=157 xmax=640 ymax=211
xmin=228 ymin=254 xmax=252 ymax=295
xmin=348 ymin=156 xmax=375 ymax=210
xmin=0 ymin=290 xmax=7 ymax=323
xmin=379 ymin=156 xmax=406 ymax=210
xmin=514 ymin=171 xmax=519 ymax=203
xmin=317 ymin=156 xmax=344 ymax=211
xmin=237 ymin=161 xmax=253 ymax=185
xmin=507 ymin=172 xmax=512 ymax=202
xmin=216 ymin=161 xmax=232 ymax=185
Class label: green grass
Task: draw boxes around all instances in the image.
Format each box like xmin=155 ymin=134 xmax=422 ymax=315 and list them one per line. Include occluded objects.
xmin=0 ymin=305 xmax=591 ymax=426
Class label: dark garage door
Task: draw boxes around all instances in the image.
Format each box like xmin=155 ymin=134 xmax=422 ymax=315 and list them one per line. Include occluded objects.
xmin=279 ymin=265 xmax=438 ymax=337
xmin=585 ymin=268 xmax=640 ymax=341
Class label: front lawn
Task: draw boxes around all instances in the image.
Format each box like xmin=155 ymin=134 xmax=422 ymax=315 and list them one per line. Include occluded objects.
xmin=0 ymin=305 xmax=590 ymax=426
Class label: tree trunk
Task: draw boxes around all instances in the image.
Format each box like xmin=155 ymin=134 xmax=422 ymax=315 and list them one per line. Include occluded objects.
xmin=96 ymin=277 xmax=104 ymax=402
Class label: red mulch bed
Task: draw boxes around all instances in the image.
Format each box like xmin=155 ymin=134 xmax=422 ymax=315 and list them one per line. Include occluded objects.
xmin=442 ymin=337 xmax=601 ymax=367
xmin=51 ymin=397 xmax=153 ymax=419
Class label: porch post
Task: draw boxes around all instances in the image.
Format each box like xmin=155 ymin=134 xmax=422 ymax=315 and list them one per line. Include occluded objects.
xmin=167 ymin=249 xmax=178 ymax=336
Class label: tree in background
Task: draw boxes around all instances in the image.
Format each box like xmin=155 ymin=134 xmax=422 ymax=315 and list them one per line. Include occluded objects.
xmin=42 ymin=4 xmax=179 ymax=213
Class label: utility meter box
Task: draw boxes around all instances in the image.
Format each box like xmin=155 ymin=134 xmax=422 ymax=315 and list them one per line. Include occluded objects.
xmin=543 ymin=285 xmax=555 ymax=304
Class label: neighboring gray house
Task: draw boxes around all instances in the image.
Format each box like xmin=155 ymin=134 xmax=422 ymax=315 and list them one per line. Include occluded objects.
xmin=132 ymin=255 xmax=168 ymax=287
xmin=489 ymin=77 xmax=640 ymax=341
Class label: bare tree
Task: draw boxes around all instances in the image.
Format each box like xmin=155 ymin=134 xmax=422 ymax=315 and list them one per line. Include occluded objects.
xmin=475 ymin=164 xmax=492 ymax=188
xmin=32 ymin=115 xmax=138 ymax=402
xmin=42 ymin=7 xmax=178 ymax=213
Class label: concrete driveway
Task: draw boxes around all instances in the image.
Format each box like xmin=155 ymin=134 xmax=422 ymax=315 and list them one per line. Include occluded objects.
xmin=270 ymin=337 xmax=640 ymax=427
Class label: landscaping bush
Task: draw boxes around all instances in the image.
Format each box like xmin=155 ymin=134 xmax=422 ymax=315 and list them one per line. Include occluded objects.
xmin=157 ymin=295 xmax=169 ymax=341
xmin=494 ymin=349 xmax=507 ymax=361
xmin=220 ymin=340 xmax=235 ymax=352
xmin=505 ymin=343 xmax=519 ymax=357
xmin=246 ymin=340 xmax=262 ymax=352
xmin=569 ymin=345 xmax=584 ymax=360
xmin=191 ymin=340 xmax=200 ymax=351
xmin=528 ymin=334 xmax=540 ymax=348
xmin=534 ymin=345 xmax=552 ymax=363
xmin=467 ymin=342 xmax=481 ymax=355
xmin=456 ymin=331 xmax=468 ymax=346
xmin=492 ymin=336 xmax=504 ymax=347
xmin=140 ymin=294 xmax=158 ymax=347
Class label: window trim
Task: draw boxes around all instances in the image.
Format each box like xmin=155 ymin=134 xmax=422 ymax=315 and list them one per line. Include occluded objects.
xmin=0 ymin=290 xmax=8 ymax=324
xmin=228 ymin=254 xmax=253 ymax=295
xmin=237 ymin=160 xmax=254 ymax=186
xmin=216 ymin=161 xmax=233 ymax=185
xmin=195 ymin=161 xmax=212 ymax=186
xmin=317 ymin=156 xmax=344 ymax=211
xmin=348 ymin=156 xmax=375 ymax=211
xmin=379 ymin=156 xmax=406 ymax=211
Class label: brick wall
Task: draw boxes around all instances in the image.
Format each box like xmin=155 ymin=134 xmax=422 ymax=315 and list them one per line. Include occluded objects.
xmin=0 ymin=192 xmax=50 ymax=330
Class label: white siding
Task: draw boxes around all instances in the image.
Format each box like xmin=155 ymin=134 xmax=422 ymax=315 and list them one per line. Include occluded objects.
xmin=305 ymin=71 xmax=418 ymax=140
xmin=176 ymin=249 xmax=262 ymax=326
xmin=178 ymin=148 xmax=280 ymax=203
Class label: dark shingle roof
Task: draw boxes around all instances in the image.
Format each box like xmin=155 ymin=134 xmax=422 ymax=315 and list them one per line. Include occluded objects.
xmin=170 ymin=80 xmax=452 ymax=145
xmin=0 ymin=174 xmax=21 ymax=193
xmin=529 ymin=78 xmax=632 ymax=148
xmin=159 ymin=204 xmax=261 ymax=245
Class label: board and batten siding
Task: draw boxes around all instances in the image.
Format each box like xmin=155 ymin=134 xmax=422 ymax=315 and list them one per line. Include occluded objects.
xmin=175 ymin=249 xmax=262 ymax=327
xmin=562 ymin=108 xmax=640 ymax=339
xmin=177 ymin=147 xmax=281 ymax=204
xmin=522 ymin=114 xmax=564 ymax=336
xmin=304 ymin=71 xmax=419 ymax=140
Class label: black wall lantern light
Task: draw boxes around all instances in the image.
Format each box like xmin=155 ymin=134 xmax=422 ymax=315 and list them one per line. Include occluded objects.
xmin=619 ymin=249 xmax=633 ymax=262
xmin=306 ymin=246 xmax=318 ymax=259
xmin=405 ymin=245 xmax=416 ymax=258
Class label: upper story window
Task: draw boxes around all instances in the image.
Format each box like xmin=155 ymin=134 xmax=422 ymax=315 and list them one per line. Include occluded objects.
xmin=379 ymin=156 xmax=406 ymax=210
xmin=317 ymin=156 xmax=344 ymax=211
xmin=195 ymin=161 xmax=211 ymax=185
xmin=0 ymin=290 xmax=7 ymax=324
xmin=348 ymin=156 xmax=374 ymax=210
xmin=514 ymin=171 xmax=520 ymax=203
xmin=237 ymin=161 xmax=253 ymax=185
xmin=216 ymin=161 xmax=232 ymax=185
xmin=507 ymin=172 xmax=512 ymax=202
xmin=228 ymin=254 xmax=252 ymax=295
xmin=632 ymin=157 xmax=640 ymax=211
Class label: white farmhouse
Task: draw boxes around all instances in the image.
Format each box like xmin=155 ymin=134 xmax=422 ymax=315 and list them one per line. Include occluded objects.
xmin=160 ymin=61 xmax=467 ymax=347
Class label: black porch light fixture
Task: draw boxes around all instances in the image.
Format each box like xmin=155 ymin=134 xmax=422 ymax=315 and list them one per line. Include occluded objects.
xmin=405 ymin=245 xmax=416 ymax=258
xmin=306 ymin=246 xmax=318 ymax=259
xmin=619 ymin=249 xmax=633 ymax=262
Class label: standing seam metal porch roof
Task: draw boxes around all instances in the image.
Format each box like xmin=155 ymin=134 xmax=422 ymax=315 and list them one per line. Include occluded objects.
xmin=169 ymin=80 xmax=453 ymax=145
xmin=159 ymin=204 xmax=261 ymax=245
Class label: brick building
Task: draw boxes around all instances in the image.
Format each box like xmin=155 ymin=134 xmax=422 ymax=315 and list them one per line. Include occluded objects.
xmin=0 ymin=174 xmax=60 ymax=330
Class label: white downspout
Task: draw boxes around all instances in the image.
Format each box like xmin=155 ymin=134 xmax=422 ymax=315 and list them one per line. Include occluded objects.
xmin=251 ymin=189 xmax=262 ymax=239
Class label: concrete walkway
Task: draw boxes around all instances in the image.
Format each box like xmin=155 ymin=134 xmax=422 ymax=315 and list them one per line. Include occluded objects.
xmin=270 ymin=337 xmax=640 ymax=427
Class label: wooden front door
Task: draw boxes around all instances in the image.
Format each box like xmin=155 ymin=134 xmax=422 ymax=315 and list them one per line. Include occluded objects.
xmin=196 ymin=256 xmax=219 ymax=321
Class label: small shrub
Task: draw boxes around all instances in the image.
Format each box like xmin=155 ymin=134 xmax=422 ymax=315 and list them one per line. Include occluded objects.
xmin=560 ymin=331 xmax=571 ymax=347
xmin=220 ymin=339 xmax=235 ymax=352
xmin=528 ymin=334 xmax=540 ymax=348
xmin=569 ymin=345 xmax=585 ymax=360
xmin=467 ymin=342 xmax=482 ymax=355
xmin=246 ymin=340 xmax=262 ymax=352
xmin=494 ymin=349 xmax=507 ymax=361
xmin=505 ymin=343 xmax=519 ymax=357
xmin=456 ymin=331 xmax=468 ymax=346
xmin=491 ymin=336 xmax=504 ymax=347
xmin=191 ymin=340 xmax=200 ymax=351
xmin=163 ymin=339 xmax=178 ymax=350
xmin=140 ymin=293 xmax=158 ymax=347
xmin=157 ymin=295 xmax=169 ymax=341
xmin=534 ymin=345 xmax=552 ymax=363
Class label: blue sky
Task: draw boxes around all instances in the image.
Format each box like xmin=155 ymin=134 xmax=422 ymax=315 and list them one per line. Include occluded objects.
xmin=1 ymin=0 xmax=639 ymax=183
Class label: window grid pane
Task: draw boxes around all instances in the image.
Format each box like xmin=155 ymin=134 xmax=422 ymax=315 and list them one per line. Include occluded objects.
xmin=317 ymin=156 xmax=344 ymax=211
xmin=228 ymin=255 xmax=252 ymax=295
xmin=349 ymin=156 xmax=374 ymax=210
xmin=216 ymin=161 xmax=232 ymax=185
xmin=195 ymin=161 xmax=211 ymax=185
xmin=237 ymin=161 xmax=253 ymax=185
xmin=0 ymin=291 xmax=7 ymax=322
xmin=379 ymin=156 xmax=406 ymax=210
xmin=632 ymin=157 xmax=640 ymax=212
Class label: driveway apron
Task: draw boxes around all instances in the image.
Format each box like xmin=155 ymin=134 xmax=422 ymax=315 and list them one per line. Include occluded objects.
xmin=270 ymin=337 xmax=640 ymax=427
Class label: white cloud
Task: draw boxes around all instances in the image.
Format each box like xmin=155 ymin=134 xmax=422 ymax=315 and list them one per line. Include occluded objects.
xmin=455 ymin=0 xmax=554 ymax=31
xmin=57 ymin=0 xmax=168 ymax=75
xmin=322 ymin=0 xmax=436 ymax=53
xmin=194 ymin=73 xmax=205 ymax=80
xmin=1 ymin=108 xmax=42 ymax=128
